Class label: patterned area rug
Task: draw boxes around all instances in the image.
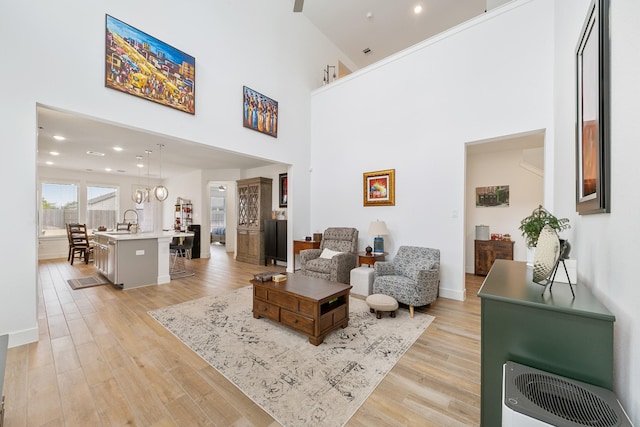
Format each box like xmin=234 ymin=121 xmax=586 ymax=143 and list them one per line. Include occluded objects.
xmin=66 ymin=275 xmax=110 ymax=290
xmin=148 ymin=286 xmax=434 ymax=427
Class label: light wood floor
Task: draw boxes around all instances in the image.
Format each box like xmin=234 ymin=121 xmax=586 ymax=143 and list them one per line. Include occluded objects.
xmin=4 ymin=245 xmax=483 ymax=426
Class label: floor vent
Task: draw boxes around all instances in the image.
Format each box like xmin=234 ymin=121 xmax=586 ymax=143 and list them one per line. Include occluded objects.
xmin=503 ymin=361 xmax=632 ymax=426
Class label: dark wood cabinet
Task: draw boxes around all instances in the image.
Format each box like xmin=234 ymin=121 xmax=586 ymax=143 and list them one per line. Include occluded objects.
xmin=474 ymin=239 xmax=514 ymax=276
xmin=265 ymin=220 xmax=287 ymax=265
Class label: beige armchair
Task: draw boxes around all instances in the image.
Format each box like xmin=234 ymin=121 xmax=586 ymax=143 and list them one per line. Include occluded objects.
xmin=299 ymin=227 xmax=358 ymax=284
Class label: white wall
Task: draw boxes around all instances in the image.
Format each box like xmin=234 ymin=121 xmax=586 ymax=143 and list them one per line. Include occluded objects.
xmin=310 ymin=0 xmax=555 ymax=301
xmin=552 ymin=0 xmax=640 ymax=420
xmin=465 ymin=138 xmax=544 ymax=272
xmin=0 ymin=0 xmax=353 ymax=347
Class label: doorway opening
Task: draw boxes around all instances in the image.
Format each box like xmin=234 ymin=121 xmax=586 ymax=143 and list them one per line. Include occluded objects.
xmin=464 ymin=130 xmax=545 ymax=274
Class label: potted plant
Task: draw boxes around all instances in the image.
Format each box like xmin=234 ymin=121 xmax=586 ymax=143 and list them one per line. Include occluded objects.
xmin=519 ymin=205 xmax=570 ymax=248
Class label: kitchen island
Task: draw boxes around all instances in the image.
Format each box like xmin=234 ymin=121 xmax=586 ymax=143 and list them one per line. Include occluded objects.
xmin=93 ymin=231 xmax=194 ymax=289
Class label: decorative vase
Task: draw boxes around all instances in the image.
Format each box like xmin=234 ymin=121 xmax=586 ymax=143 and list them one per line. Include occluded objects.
xmin=533 ymin=225 xmax=561 ymax=284
xmin=365 ymin=246 xmax=372 ymax=255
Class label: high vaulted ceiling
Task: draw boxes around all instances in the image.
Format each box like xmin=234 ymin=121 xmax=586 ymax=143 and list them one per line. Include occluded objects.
xmin=37 ymin=1 xmax=494 ymax=179
xmin=301 ymin=0 xmax=487 ymax=68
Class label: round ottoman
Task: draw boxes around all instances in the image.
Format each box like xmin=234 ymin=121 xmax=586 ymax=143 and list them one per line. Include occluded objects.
xmin=365 ymin=294 xmax=399 ymax=319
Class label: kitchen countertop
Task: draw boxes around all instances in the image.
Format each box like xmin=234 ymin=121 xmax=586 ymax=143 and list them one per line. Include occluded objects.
xmin=93 ymin=230 xmax=194 ymax=241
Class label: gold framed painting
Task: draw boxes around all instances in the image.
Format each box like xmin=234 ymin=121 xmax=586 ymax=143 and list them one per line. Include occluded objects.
xmin=363 ymin=169 xmax=395 ymax=207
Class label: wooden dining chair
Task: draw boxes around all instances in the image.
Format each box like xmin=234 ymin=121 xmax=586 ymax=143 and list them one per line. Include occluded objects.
xmin=67 ymin=223 xmax=93 ymax=265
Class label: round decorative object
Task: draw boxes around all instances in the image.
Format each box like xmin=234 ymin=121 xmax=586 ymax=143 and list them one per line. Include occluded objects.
xmin=365 ymin=245 xmax=373 ymax=255
xmin=533 ymin=225 xmax=561 ymax=283
xmin=153 ymin=185 xmax=169 ymax=201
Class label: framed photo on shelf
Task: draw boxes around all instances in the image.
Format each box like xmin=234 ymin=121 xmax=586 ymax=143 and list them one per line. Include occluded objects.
xmin=575 ymin=0 xmax=610 ymax=214
xmin=243 ymin=86 xmax=278 ymax=138
xmin=104 ymin=15 xmax=195 ymax=114
xmin=279 ymin=173 xmax=288 ymax=208
xmin=363 ymin=169 xmax=395 ymax=207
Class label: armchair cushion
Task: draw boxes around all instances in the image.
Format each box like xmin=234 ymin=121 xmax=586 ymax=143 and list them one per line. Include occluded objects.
xmin=320 ymin=248 xmax=342 ymax=259
xmin=373 ymin=246 xmax=440 ymax=308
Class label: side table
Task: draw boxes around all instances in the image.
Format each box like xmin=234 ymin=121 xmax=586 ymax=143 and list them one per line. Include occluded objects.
xmin=293 ymin=239 xmax=321 ymax=270
xmin=357 ymin=251 xmax=387 ymax=267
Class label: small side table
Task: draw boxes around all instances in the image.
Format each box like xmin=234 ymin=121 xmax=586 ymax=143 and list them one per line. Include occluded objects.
xmin=357 ymin=251 xmax=387 ymax=267
xmin=293 ymin=239 xmax=321 ymax=270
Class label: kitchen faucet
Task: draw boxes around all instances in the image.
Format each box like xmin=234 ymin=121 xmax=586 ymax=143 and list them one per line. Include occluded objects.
xmin=122 ymin=209 xmax=140 ymax=233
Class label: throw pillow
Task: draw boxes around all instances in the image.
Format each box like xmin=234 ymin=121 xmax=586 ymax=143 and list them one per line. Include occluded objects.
xmin=319 ymin=248 xmax=342 ymax=259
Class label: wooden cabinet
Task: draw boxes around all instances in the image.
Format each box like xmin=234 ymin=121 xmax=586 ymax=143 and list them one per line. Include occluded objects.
xmin=474 ymin=239 xmax=514 ymax=275
xmin=478 ymin=260 xmax=614 ymax=426
xmin=236 ymin=177 xmax=272 ymax=264
xmin=265 ymin=219 xmax=287 ymax=266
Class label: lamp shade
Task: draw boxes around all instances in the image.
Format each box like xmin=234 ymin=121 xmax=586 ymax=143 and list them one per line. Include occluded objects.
xmin=368 ymin=220 xmax=389 ymax=236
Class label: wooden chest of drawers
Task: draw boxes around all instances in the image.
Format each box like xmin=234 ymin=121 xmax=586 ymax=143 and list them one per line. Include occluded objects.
xmin=474 ymin=239 xmax=514 ymax=276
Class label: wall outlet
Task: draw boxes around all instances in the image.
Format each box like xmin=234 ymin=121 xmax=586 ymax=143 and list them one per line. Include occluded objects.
xmin=135 ymin=250 xmax=145 ymax=256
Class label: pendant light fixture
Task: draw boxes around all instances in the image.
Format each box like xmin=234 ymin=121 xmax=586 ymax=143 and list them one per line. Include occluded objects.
xmin=131 ymin=155 xmax=146 ymax=204
xmin=145 ymin=149 xmax=153 ymax=202
xmin=153 ymin=143 xmax=169 ymax=201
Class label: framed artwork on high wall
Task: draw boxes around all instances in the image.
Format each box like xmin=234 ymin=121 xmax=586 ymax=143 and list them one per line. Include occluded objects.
xmin=575 ymin=0 xmax=610 ymax=214
xmin=363 ymin=169 xmax=395 ymax=207
xmin=243 ymin=86 xmax=278 ymax=138
xmin=105 ymin=15 xmax=195 ymax=114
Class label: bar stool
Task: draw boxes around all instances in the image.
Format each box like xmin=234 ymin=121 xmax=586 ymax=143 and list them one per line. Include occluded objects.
xmin=170 ymin=236 xmax=194 ymax=278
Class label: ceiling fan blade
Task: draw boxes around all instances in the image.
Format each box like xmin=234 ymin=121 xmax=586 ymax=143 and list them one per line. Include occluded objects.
xmin=293 ymin=0 xmax=304 ymax=12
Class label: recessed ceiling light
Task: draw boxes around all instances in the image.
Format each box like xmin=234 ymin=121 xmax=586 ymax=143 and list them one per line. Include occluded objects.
xmin=49 ymin=151 xmax=60 ymax=156
xmin=86 ymin=151 xmax=105 ymax=156
xmin=414 ymin=5 xmax=423 ymax=14
xmin=105 ymin=168 xmax=112 ymax=172
xmin=45 ymin=161 xmax=54 ymax=165
xmin=53 ymin=135 xmax=66 ymax=141
xmin=113 ymin=146 xmax=123 ymax=152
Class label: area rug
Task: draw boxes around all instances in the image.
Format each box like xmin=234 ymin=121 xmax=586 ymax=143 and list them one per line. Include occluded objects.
xmin=66 ymin=275 xmax=110 ymax=290
xmin=148 ymin=286 xmax=434 ymax=427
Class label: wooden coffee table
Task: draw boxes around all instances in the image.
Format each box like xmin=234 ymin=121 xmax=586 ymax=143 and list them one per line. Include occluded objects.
xmin=251 ymin=273 xmax=352 ymax=345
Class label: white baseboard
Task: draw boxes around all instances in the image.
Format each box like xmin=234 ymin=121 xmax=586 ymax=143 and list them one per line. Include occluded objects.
xmin=7 ymin=327 xmax=38 ymax=348
xmin=439 ymin=286 xmax=465 ymax=301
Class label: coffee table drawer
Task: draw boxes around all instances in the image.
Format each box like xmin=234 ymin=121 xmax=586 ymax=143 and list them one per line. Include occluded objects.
xmin=268 ymin=291 xmax=299 ymax=312
xmin=281 ymin=310 xmax=314 ymax=335
xmin=253 ymin=299 xmax=279 ymax=321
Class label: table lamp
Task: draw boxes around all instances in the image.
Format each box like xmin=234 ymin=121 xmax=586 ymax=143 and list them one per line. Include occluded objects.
xmin=368 ymin=220 xmax=389 ymax=253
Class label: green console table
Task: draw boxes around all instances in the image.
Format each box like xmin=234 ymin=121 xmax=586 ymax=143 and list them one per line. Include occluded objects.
xmin=477 ymin=260 xmax=615 ymax=426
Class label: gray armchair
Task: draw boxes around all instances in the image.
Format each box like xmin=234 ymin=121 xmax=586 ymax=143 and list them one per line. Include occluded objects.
xmin=373 ymin=246 xmax=440 ymax=317
xmin=299 ymin=227 xmax=358 ymax=284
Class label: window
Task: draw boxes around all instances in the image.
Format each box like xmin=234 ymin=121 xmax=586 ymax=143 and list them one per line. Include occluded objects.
xmin=40 ymin=182 xmax=78 ymax=236
xmin=87 ymin=185 xmax=118 ymax=230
